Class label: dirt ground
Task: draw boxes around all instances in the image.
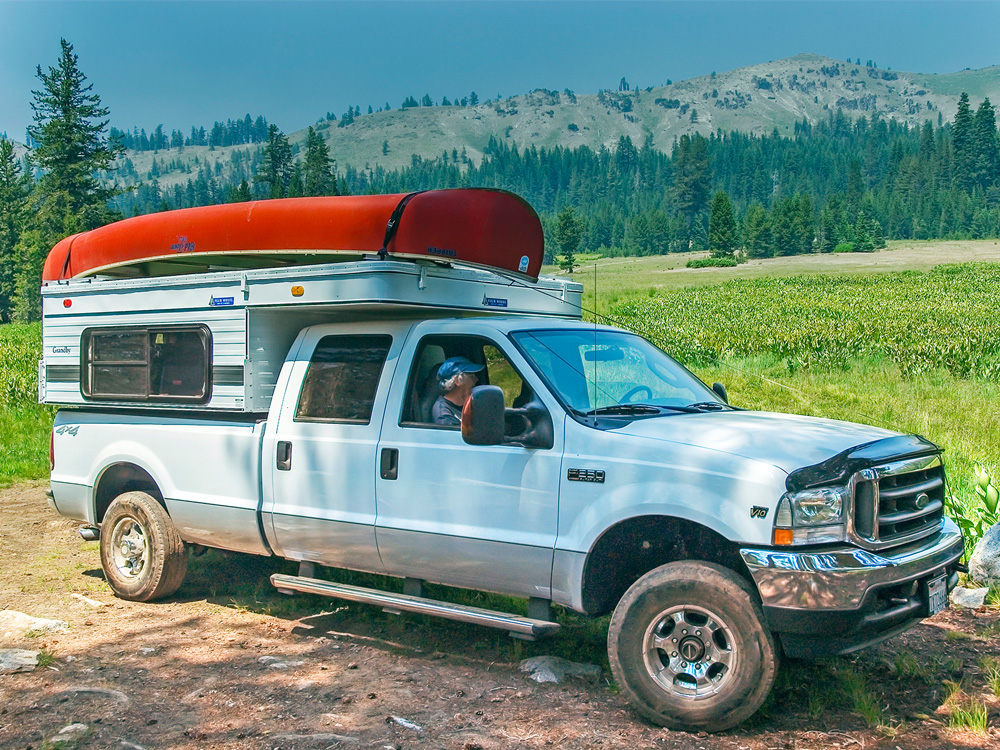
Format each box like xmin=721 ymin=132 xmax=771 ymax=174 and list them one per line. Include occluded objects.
xmin=1 ymin=481 xmax=999 ymax=750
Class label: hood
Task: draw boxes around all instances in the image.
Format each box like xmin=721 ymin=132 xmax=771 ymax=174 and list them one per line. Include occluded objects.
xmin=611 ymin=410 xmax=900 ymax=475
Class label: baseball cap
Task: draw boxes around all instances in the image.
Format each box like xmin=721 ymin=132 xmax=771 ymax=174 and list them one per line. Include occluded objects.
xmin=437 ymin=356 xmax=485 ymax=384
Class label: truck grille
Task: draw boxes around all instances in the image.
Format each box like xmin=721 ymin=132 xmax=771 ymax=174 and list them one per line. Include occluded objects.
xmin=851 ymin=455 xmax=945 ymax=549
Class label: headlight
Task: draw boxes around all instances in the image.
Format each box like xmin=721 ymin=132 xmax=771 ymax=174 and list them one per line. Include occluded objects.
xmin=774 ymin=485 xmax=849 ymax=545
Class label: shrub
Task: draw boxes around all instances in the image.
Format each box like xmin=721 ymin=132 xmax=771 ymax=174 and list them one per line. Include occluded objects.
xmin=833 ymin=242 xmax=856 ymax=253
xmin=948 ymin=464 xmax=1000 ymax=561
xmin=686 ymin=256 xmax=738 ymax=268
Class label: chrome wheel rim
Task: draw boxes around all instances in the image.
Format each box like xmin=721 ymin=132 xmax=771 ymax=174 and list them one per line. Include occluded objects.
xmin=110 ymin=516 xmax=149 ymax=580
xmin=642 ymin=604 xmax=738 ymax=700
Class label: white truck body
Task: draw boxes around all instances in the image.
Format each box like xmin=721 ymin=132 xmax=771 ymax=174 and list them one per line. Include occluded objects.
xmin=43 ymin=257 xmax=964 ymax=732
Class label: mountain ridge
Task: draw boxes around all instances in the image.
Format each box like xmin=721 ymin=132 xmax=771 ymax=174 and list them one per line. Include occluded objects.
xmin=70 ymin=52 xmax=1000 ymax=192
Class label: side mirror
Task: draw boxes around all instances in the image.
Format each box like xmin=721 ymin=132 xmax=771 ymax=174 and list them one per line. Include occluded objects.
xmin=712 ymin=382 xmax=729 ymax=404
xmin=462 ymin=386 xmax=505 ymax=445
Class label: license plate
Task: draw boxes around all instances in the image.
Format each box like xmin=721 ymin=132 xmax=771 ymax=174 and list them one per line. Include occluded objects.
xmin=926 ymin=574 xmax=948 ymax=615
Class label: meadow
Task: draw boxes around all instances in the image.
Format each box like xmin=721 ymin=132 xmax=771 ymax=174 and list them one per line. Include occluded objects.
xmin=0 ymin=322 xmax=51 ymax=487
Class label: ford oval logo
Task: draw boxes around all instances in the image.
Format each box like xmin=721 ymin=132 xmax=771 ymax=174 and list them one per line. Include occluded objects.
xmin=914 ymin=492 xmax=931 ymax=509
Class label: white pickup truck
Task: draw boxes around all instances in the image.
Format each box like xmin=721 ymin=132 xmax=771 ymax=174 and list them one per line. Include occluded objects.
xmin=42 ymin=199 xmax=964 ymax=732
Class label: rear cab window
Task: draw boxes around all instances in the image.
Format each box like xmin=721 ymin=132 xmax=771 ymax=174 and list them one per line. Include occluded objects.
xmin=295 ymin=334 xmax=393 ymax=423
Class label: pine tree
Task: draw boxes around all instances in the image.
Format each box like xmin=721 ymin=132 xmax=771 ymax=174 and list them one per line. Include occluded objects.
xmin=16 ymin=38 xmax=121 ymax=320
xmin=689 ymin=217 xmax=708 ymax=251
xmin=27 ymin=39 xmax=120 ymax=219
xmin=742 ymin=203 xmax=772 ymax=259
xmin=256 ymin=124 xmax=293 ymax=198
xmin=228 ymin=179 xmax=252 ymax=203
xmin=302 ymin=126 xmax=338 ymax=196
xmin=871 ymin=218 xmax=886 ymax=248
xmin=973 ymin=98 xmax=1000 ymax=191
xmin=0 ymin=139 xmax=30 ymax=321
xmin=854 ymin=210 xmax=875 ymax=252
xmin=818 ymin=206 xmax=838 ymax=252
xmin=555 ymin=205 xmax=583 ymax=273
xmin=708 ymin=190 xmax=738 ymax=257
xmin=952 ymin=92 xmax=975 ymax=191
xmin=672 ymin=135 xmax=711 ymax=225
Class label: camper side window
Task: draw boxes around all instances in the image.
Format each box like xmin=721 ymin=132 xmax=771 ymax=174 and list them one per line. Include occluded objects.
xmin=81 ymin=326 xmax=211 ymax=402
xmin=295 ymin=335 xmax=392 ymax=423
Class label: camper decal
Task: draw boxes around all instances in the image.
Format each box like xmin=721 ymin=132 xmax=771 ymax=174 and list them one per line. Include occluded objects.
xmin=209 ymin=296 xmax=235 ymax=307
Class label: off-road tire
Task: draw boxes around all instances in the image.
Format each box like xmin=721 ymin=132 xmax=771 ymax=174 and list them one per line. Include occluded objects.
xmin=100 ymin=491 xmax=187 ymax=602
xmin=608 ymin=561 xmax=778 ymax=732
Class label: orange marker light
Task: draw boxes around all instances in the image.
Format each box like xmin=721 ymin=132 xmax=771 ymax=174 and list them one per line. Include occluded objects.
xmin=773 ymin=529 xmax=794 ymax=546
xmin=291 ymin=286 xmax=304 ymax=297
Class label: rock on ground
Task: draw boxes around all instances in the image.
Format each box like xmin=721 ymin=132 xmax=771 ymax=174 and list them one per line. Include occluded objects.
xmin=0 ymin=649 xmax=40 ymax=674
xmin=969 ymin=522 xmax=1000 ymax=589
xmin=519 ymin=655 xmax=602 ymax=683
xmin=0 ymin=609 xmax=69 ymax=641
xmin=950 ymin=586 xmax=989 ymax=609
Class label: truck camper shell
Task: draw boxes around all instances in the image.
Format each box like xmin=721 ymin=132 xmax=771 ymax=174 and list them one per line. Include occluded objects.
xmin=40 ymin=259 xmax=582 ymax=413
xmin=39 ymin=191 xmax=582 ymax=412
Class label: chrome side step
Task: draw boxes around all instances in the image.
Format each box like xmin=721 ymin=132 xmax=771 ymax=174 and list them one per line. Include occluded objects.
xmin=270 ymin=573 xmax=560 ymax=639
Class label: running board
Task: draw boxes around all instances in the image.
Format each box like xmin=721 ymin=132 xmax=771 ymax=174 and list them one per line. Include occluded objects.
xmin=269 ymin=574 xmax=560 ymax=639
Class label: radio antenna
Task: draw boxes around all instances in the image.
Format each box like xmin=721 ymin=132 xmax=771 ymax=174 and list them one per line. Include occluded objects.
xmin=593 ymin=256 xmax=599 ymax=417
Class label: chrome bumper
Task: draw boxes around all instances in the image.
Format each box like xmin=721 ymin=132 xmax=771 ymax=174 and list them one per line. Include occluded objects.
xmin=740 ymin=518 xmax=964 ymax=611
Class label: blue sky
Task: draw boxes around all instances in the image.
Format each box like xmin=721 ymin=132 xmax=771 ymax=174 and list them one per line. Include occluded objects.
xmin=2 ymin=1 xmax=999 ymax=141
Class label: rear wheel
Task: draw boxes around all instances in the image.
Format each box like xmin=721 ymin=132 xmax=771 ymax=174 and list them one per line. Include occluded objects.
xmin=608 ymin=561 xmax=778 ymax=732
xmin=100 ymin=491 xmax=187 ymax=602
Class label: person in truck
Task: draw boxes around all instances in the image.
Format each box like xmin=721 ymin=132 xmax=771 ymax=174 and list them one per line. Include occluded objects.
xmin=432 ymin=356 xmax=485 ymax=425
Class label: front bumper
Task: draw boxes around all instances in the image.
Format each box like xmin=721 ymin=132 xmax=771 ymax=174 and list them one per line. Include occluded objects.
xmin=740 ymin=518 xmax=964 ymax=657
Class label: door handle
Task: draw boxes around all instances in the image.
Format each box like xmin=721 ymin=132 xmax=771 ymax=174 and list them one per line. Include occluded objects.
xmin=276 ymin=440 xmax=292 ymax=471
xmin=380 ymin=448 xmax=398 ymax=480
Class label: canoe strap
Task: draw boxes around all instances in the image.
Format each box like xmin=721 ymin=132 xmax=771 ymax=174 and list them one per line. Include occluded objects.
xmin=60 ymin=241 xmax=73 ymax=279
xmin=378 ymin=191 xmax=425 ymax=259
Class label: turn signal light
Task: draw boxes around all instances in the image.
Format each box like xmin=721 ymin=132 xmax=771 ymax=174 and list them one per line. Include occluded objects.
xmin=773 ymin=529 xmax=794 ymax=546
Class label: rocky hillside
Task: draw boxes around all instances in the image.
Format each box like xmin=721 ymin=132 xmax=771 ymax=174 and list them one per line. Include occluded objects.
xmin=110 ymin=53 xmax=1000 ymax=190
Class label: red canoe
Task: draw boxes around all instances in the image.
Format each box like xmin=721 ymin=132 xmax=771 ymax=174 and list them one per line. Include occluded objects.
xmin=42 ymin=189 xmax=545 ymax=282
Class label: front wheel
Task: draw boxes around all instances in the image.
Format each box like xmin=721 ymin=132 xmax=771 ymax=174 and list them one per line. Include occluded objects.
xmin=607 ymin=561 xmax=778 ymax=732
xmin=100 ymin=491 xmax=187 ymax=602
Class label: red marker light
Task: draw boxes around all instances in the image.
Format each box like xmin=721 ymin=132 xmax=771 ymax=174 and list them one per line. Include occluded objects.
xmin=63 ymin=299 xmax=72 ymax=308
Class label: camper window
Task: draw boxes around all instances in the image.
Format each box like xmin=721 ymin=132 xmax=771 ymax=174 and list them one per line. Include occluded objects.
xmin=81 ymin=326 xmax=211 ymax=402
xmin=295 ymin=335 xmax=392 ymax=423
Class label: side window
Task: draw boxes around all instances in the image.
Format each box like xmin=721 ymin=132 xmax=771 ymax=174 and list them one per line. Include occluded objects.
xmin=402 ymin=335 xmax=532 ymax=427
xmin=483 ymin=344 xmax=531 ymax=407
xmin=82 ymin=326 xmax=211 ymax=402
xmin=296 ymin=334 xmax=392 ymax=423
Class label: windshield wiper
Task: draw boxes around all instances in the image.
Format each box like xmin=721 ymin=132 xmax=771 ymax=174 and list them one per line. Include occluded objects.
xmin=585 ymin=404 xmax=666 ymax=416
xmin=584 ymin=402 xmax=730 ymax=417
xmin=687 ymin=401 xmax=729 ymax=411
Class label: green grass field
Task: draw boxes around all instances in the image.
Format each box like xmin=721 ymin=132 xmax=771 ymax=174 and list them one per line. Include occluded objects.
xmin=0 ymin=323 xmax=52 ymax=488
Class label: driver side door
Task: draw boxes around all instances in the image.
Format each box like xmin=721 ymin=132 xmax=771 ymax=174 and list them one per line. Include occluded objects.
xmin=374 ymin=328 xmax=563 ymax=598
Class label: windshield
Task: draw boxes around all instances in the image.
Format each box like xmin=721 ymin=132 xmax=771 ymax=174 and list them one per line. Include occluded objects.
xmin=511 ymin=328 xmax=722 ymax=416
